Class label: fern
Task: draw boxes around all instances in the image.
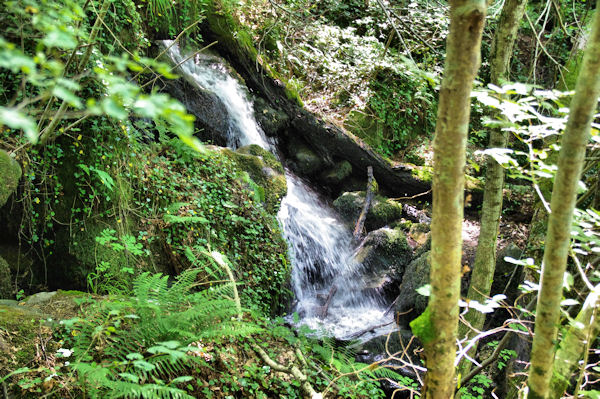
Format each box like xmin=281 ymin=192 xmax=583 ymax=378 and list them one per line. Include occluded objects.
xmin=64 ymin=268 xmax=260 ymax=397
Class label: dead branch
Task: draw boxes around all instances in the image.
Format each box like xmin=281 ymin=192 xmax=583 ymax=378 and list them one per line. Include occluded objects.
xmin=353 ymin=166 xmax=376 ymax=242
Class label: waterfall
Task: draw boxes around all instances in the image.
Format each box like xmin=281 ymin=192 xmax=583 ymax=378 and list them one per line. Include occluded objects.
xmin=163 ymin=42 xmax=393 ymax=339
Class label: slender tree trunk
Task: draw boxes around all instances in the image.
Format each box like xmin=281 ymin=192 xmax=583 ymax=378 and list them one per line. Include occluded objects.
xmin=410 ymin=1 xmax=486 ymax=397
xmin=526 ymin=3 xmax=600 ymax=397
xmin=549 ymin=285 xmax=600 ymax=397
xmin=458 ymin=0 xmax=527 ymax=380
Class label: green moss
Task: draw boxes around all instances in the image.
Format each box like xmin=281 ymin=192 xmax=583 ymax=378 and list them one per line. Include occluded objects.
xmin=370 ymin=198 xmax=403 ymax=229
xmin=223 ymin=146 xmax=287 ymax=214
xmin=412 ymin=165 xmax=433 ymax=183
xmin=410 ymin=305 xmax=435 ymax=345
xmin=0 ymin=304 xmax=46 ymax=368
xmin=333 ymin=191 xmax=402 ymax=230
xmin=322 ymin=161 xmax=352 ymax=185
xmin=237 ymin=144 xmax=284 ymax=174
xmin=0 ymin=149 xmax=22 ymax=207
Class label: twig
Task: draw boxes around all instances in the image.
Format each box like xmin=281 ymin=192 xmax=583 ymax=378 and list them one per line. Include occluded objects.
xmin=458 ymin=329 xmax=513 ymax=388
xmin=389 ymin=189 xmax=432 ymax=201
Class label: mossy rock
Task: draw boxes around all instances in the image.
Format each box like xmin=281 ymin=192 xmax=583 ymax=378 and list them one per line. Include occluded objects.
xmin=408 ymin=222 xmax=430 ymax=247
xmin=396 ymin=250 xmax=431 ymax=327
xmin=321 ymin=160 xmax=352 ymax=186
xmin=0 ymin=149 xmax=22 ymax=208
xmin=353 ymin=226 xmax=412 ymax=277
xmin=288 ymin=140 xmax=323 ymax=176
xmin=254 ymin=97 xmax=290 ymax=137
xmin=343 ymin=110 xmax=389 ymax=150
xmin=333 ymin=191 xmax=403 ymax=231
xmin=219 ymin=145 xmax=287 ymax=214
xmin=50 ymin=221 xmax=137 ymax=290
xmin=0 ymin=256 xmax=12 ymax=299
xmin=0 ymin=291 xmax=85 ymax=390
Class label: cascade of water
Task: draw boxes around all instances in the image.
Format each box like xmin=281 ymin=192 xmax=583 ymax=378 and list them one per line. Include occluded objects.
xmin=163 ymin=42 xmax=392 ymax=339
xmin=163 ymin=40 xmax=273 ymax=150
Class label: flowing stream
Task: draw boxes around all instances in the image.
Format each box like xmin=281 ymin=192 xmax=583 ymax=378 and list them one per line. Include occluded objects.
xmin=163 ymin=42 xmax=393 ymax=339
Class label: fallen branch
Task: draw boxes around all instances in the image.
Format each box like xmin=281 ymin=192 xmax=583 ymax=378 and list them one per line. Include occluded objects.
xmin=318 ymin=285 xmax=338 ymax=319
xmin=347 ymin=320 xmax=395 ymax=339
xmin=353 ymin=166 xmax=376 ymax=242
xmin=253 ymin=344 xmax=323 ymax=399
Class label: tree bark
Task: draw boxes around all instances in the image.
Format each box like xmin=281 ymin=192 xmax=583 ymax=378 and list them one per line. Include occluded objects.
xmin=458 ymin=0 xmax=527 ymax=380
xmin=412 ymin=0 xmax=487 ymax=397
xmin=527 ymin=3 xmax=600 ymax=397
xmin=549 ymin=285 xmax=600 ymax=398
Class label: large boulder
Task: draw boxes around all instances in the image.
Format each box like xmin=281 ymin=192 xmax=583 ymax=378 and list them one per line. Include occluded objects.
xmin=333 ymin=191 xmax=403 ymax=231
xmin=354 ymin=227 xmax=413 ymax=301
xmin=0 ymin=149 xmax=21 ymax=207
xmin=395 ymin=251 xmax=431 ymax=327
xmin=222 ymin=145 xmax=287 ymax=214
xmin=354 ymin=227 xmax=412 ymax=277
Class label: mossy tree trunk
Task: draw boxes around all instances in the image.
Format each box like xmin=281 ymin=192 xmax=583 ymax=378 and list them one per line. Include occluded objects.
xmin=526 ymin=3 xmax=600 ymax=397
xmin=458 ymin=0 xmax=527 ymax=379
xmin=415 ymin=0 xmax=486 ymax=397
xmin=549 ymin=285 xmax=600 ymax=397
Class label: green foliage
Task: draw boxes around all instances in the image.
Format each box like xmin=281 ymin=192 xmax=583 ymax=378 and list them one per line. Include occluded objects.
xmin=60 ymin=268 xmax=258 ymax=397
xmin=366 ymin=67 xmax=437 ymax=157
xmin=143 ymin=0 xmax=208 ymax=38
xmin=125 ymin=140 xmax=290 ymax=315
xmin=458 ymin=373 xmax=493 ymax=399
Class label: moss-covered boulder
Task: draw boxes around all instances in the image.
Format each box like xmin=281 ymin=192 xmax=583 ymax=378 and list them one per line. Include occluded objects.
xmin=287 ymin=139 xmax=323 ymax=176
xmin=0 ymin=149 xmax=21 ymax=207
xmin=321 ymin=160 xmax=352 ymax=187
xmin=354 ymin=227 xmax=412 ymax=276
xmin=0 ymin=256 xmax=12 ymax=299
xmin=354 ymin=226 xmax=413 ymax=300
xmin=0 ymin=290 xmax=88 ymax=393
xmin=333 ymin=191 xmax=403 ymax=231
xmin=221 ymin=145 xmax=287 ymax=214
xmin=395 ymin=251 xmax=431 ymax=327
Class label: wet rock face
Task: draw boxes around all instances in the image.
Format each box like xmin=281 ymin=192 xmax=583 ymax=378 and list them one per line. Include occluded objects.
xmin=287 ymin=138 xmax=323 ymax=176
xmin=160 ymin=75 xmax=231 ymax=146
xmin=333 ymin=191 xmax=403 ymax=231
xmin=254 ymin=97 xmax=290 ymax=137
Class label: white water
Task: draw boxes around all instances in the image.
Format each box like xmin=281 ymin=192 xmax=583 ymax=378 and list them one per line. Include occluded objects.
xmin=163 ymin=42 xmax=392 ymax=339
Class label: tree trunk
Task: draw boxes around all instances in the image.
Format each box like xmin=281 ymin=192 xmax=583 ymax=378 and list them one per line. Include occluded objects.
xmin=526 ymin=3 xmax=600 ymax=397
xmin=409 ymin=0 xmax=487 ymax=397
xmin=549 ymin=285 xmax=600 ymax=397
xmin=458 ymin=0 xmax=527 ymax=380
